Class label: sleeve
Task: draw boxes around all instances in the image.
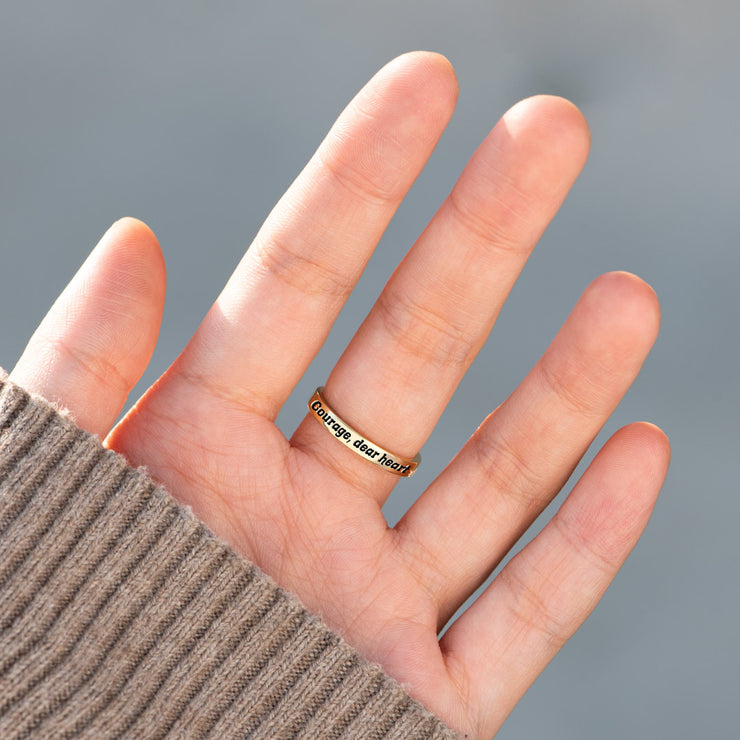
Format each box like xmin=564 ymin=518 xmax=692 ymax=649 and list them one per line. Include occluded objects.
xmin=0 ymin=372 xmax=458 ymax=740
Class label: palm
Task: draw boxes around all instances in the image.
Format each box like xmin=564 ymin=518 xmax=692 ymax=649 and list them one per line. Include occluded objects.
xmin=11 ymin=52 xmax=670 ymax=740
xmin=108 ymin=377 xmax=451 ymax=702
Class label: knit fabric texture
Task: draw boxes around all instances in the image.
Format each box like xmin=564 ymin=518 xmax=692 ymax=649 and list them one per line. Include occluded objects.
xmin=0 ymin=372 xmax=458 ymax=739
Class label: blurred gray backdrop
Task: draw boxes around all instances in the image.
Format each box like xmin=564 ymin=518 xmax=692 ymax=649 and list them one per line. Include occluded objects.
xmin=1 ymin=1 xmax=737 ymax=738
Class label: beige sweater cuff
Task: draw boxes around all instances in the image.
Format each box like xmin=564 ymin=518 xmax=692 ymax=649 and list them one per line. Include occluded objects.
xmin=0 ymin=373 xmax=456 ymax=739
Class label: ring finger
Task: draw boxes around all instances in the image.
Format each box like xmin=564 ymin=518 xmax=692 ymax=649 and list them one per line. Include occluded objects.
xmin=396 ymin=271 xmax=661 ymax=626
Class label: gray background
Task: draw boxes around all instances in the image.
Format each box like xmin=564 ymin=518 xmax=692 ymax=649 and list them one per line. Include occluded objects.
xmin=0 ymin=1 xmax=737 ymax=738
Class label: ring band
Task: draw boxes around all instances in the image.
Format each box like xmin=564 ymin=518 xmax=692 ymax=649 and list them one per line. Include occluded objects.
xmin=308 ymin=387 xmax=421 ymax=477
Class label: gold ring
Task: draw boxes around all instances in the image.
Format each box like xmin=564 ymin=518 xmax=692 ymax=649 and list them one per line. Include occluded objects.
xmin=307 ymin=387 xmax=420 ymax=477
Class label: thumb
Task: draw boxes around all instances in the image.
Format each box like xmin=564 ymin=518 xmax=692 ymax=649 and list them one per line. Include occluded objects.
xmin=9 ymin=217 xmax=166 ymax=438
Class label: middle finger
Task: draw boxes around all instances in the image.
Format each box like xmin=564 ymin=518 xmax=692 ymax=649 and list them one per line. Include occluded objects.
xmin=291 ymin=95 xmax=590 ymax=504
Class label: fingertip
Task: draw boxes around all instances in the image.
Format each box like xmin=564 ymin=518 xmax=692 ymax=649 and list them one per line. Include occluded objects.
xmin=586 ymin=422 xmax=671 ymax=533
xmin=538 ymin=95 xmax=590 ymax=143
xmin=102 ymin=217 xmax=166 ymax=287
xmin=371 ymin=50 xmax=459 ymax=119
xmin=580 ymin=271 xmax=662 ymax=361
xmin=509 ymin=94 xmax=590 ymax=135
xmin=321 ymin=51 xmax=458 ymax=205
xmin=95 ymin=217 xmax=167 ymax=323
xmin=96 ymin=216 xmax=166 ymax=363
xmin=612 ymin=421 xmax=672 ymax=482
xmin=556 ymin=421 xmax=670 ymax=569
xmin=386 ymin=50 xmax=457 ymax=86
xmin=108 ymin=215 xmax=157 ymax=238
xmin=406 ymin=50 xmax=459 ymax=96
xmin=502 ymin=94 xmax=591 ymax=169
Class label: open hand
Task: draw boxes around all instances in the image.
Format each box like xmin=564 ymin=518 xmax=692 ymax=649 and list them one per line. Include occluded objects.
xmin=10 ymin=52 xmax=670 ymax=739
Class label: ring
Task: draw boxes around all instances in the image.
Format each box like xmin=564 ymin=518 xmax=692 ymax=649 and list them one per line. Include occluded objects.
xmin=308 ymin=387 xmax=421 ymax=477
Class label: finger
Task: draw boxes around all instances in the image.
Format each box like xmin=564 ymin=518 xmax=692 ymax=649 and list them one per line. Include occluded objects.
xmin=291 ymin=95 xmax=590 ymax=501
xmin=9 ymin=218 xmax=166 ymax=438
xmin=439 ymin=422 xmax=670 ymax=739
xmin=397 ymin=272 xmax=661 ymax=623
xmin=162 ymin=51 xmax=458 ymax=418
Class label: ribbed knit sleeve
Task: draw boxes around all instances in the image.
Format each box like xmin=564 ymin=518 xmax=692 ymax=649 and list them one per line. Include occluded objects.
xmin=0 ymin=373 xmax=458 ymax=740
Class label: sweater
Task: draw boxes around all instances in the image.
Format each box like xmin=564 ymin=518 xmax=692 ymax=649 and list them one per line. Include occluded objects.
xmin=0 ymin=371 xmax=457 ymax=739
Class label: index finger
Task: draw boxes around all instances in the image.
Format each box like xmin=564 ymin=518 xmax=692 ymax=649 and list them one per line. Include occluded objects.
xmin=165 ymin=52 xmax=459 ymax=419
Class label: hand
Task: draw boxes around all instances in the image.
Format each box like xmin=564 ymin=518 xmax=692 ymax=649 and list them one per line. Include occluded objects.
xmin=9 ymin=52 xmax=670 ymax=739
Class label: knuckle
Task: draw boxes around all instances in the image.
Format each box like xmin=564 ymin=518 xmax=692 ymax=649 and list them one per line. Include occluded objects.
xmin=375 ymin=286 xmax=477 ymax=369
xmin=553 ymin=512 xmax=621 ymax=575
xmin=253 ymin=231 xmax=354 ymax=300
xmin=537 ymin=355 xmax=604 ymax=420
xmin=471 ymin=423 xmax=547 ymax=515
xmin=178 ymin=367 xmax=269 ymax=418
xmin=49 ymin=338 xmax=132 ymax=396
xmin=498 ymin=562 xmax=569 ymax=650
xmin=448 ymin=185 xmax=532 ymax=257
xmin=316 ymin=142 xmax=402 ymax=207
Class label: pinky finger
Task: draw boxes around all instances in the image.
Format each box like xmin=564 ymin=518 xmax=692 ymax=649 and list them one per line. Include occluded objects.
xmin=439 ymin=422 xmax=670 ymax=739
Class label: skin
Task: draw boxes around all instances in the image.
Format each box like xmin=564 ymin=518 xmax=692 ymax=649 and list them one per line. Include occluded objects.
xmin=9 ymin=52 xmax=670 ymax=739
